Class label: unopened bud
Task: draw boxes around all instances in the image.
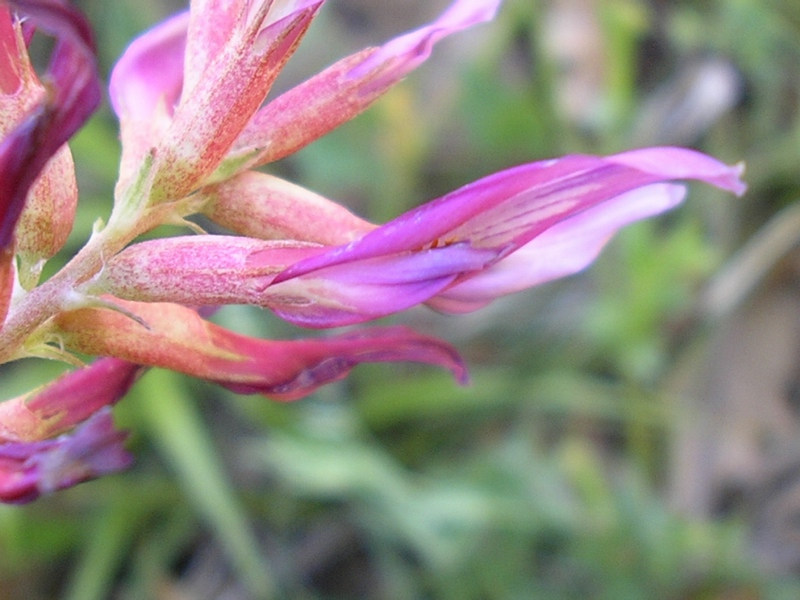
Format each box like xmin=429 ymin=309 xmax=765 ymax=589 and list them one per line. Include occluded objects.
xmin=15 ymin=145 xmax=78 ymax=288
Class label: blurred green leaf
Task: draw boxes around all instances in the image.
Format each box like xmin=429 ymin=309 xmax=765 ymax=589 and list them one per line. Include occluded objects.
xmin=130 ymin=370 xmax=275 ymax=598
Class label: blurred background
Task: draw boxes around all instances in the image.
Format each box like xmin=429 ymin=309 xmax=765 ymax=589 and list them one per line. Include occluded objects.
xmin=4 ymin=0 xmax=800 ymax=597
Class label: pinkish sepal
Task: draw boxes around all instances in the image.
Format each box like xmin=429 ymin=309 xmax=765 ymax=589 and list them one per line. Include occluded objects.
xmin=0 ymin=5 xmax=41 ymax=129
xmin=182 ymin=0 xmax=315 ymax=96
xmin=94 ymin=235 xmax=326 ymax=307
xmin=199 ymin=171 xmax=375 ymax=244
xmin=110 ymin=1 xmax=323 ymax=204
xmin=0 ymin=245 xmax=12 ymax=327
xmin=95 ymin=234 xmax=496 ymax=324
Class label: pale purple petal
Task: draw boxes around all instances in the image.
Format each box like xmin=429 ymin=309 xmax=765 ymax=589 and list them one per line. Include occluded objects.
xmin=427 ymin=183 xmax=687 ymax=312
xmin=273 ymin=150 xmax=742 ymax=285
xmin=608 ymin=147 xmax=746 ymax=195
xmin=264 ymin=244 xmax=498 ymax=327
xmin=0 ymin=409 xmax=132 ymax=504
xmin=108 ymin=10 xmax=188 ymax=123
xmin=32 ymin=409 xmax=133 ymax=496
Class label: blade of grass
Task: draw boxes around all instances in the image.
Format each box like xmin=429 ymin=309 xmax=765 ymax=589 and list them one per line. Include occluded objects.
xmin=131 ymin=370 xmax=275 ymax=598
xmin=62 ymin=495 xmax=144 ymax=600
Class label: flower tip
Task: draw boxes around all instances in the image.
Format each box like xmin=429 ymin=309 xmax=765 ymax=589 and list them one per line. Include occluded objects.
xmin=609 ymin=146 xmax=748 ymax=199
xmin=732 ymin=161 xmax=747 ymax=196
xmin=346 ymin=0 xmax=503 ymax=84
xmin=0 ymin=409 xmax=133 ymax=504
xmin=453 ymin=362 xmax=471 ymax=386
xmin=37 ymin=408 xmax=134 ymax=493
xmin=709 ymin=158 xmax=747 ymax=197
xmin=447 ymin=0 xmax=504 ymax=24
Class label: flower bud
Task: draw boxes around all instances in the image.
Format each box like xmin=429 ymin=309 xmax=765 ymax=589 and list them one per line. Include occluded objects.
xmin=15 ymin=145 xmax=78 ymax=288
xmin=0 ymin=358 xmax=141 ymax=443
xmin=52 ymin=298 xmax=467 ymax=400
xmin=199 ymin=170 xmax=374 ymax=244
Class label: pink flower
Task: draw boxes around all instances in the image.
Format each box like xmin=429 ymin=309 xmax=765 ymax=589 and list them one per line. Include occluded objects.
xmin=0 ymin=409 xmax=133 ymax=504
xmin=0 ymin=358 xmax=141 ymax=443
xmin=0 ymin=359 xmax=139 ymax=503
xmin=51 ymin=298 xmax=466 ymax=400
xmin=98 ymin=148 xmax=745 ymax=327
xmin=108 ymin=0 xmax=502 ymax=201
xmin=0 ymin=0 xmax=100 ymax=252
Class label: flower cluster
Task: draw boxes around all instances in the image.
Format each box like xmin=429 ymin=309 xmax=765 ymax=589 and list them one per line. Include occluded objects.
xmin=0 ymin=0 xmax=745 ymax=502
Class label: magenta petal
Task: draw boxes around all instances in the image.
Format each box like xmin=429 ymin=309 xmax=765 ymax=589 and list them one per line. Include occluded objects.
xmin=109 ymin=11 xmax=187 ymax=124
xmin=266 ymin=148 xmax=744 ymax=324
xmin=270 ymin=157 xmax=630 ymax=282
xmin=264 ymin=243 xmax=498 ymax=327
xmin=220 ymin=326 xmax=468 ymax=400
xmin=43 ymin=39 xmax=101 ymax=150
xmin=0 ymin=409 xmax=133 ymax=504
xmin=274 ymin=150 xmax=742 ymax=285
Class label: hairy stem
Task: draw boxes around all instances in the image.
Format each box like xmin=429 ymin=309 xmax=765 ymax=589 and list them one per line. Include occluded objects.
xmin=0 ymin=198 xmax=192 ymax=363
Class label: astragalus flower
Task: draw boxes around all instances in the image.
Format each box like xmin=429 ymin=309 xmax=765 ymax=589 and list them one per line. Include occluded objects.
xmin=0 ymin=360 xmax=140 ymax=502
xmin=0 ymin=0 xmax=746 ymax=502
xmin=0 ymin=409 xmax=133 ymax=503
xmin=97 ymin=148 xmax=745 ymax=327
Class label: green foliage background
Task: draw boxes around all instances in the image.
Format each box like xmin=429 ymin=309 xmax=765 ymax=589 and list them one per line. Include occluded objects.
xmin=3 ymin=0 xmax=800 ymax=598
